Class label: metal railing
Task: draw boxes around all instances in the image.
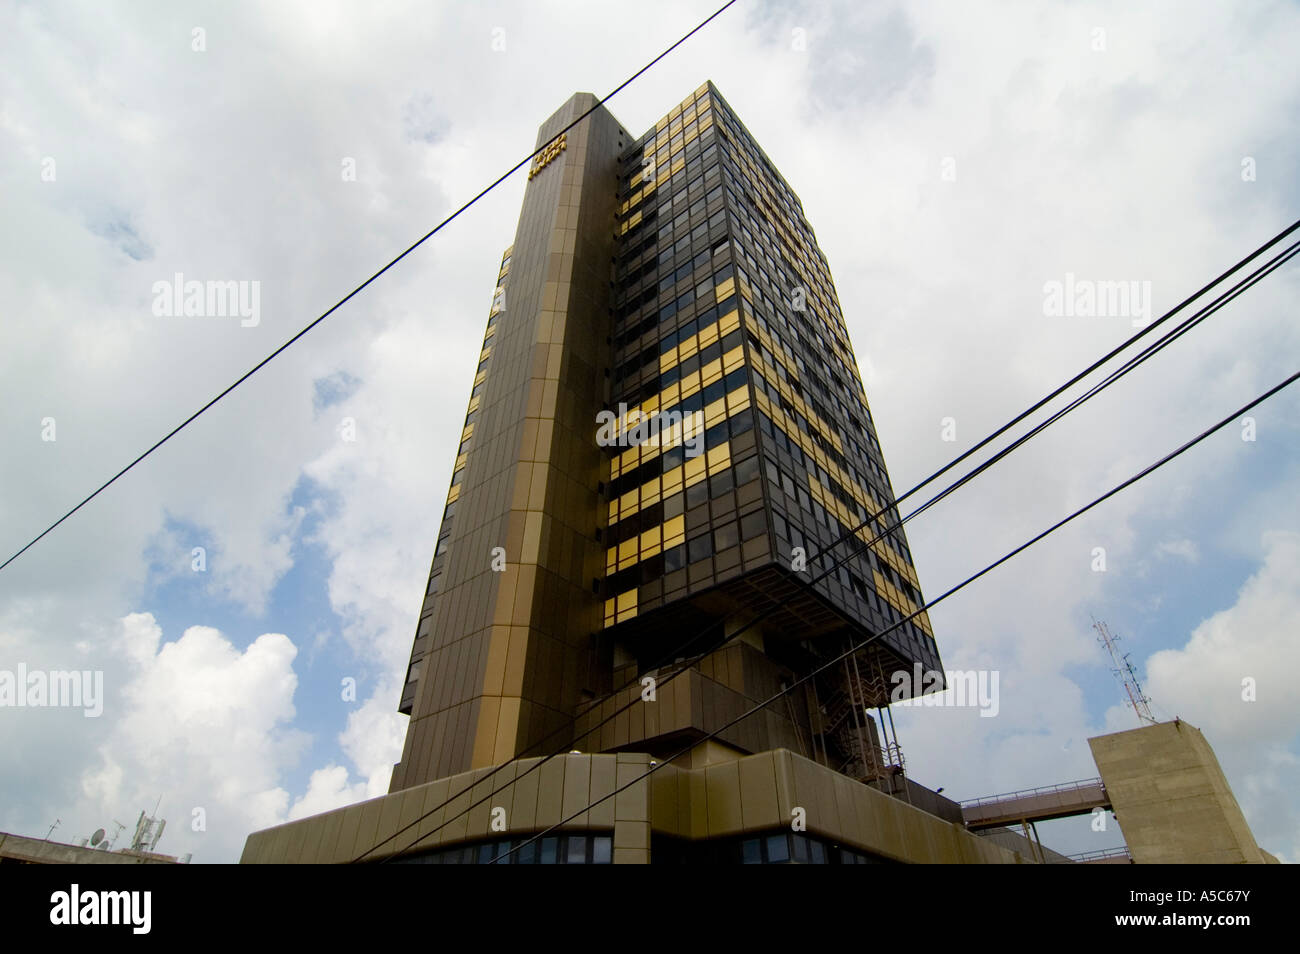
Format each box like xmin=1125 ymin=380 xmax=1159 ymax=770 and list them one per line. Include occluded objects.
xmin=959 ymin=777 xmax=1106 ymax=810
xmin=1049 ymin=846 xmax=1132 ymax=864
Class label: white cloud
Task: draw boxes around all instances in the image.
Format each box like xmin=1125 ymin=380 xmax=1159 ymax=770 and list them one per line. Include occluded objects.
xmin=339 ymin=679 xmax=408 ymax=792
xmin=1143 ymin=531 xmax=1300 ymax=743
xmin=1154 ymin=539 xmax=1199 ymax=563
xmin=73 ymin=614 xmax=306 ymax=861
xmin=284 ymin=682 xmax=407 ymax=824
xmin=287 ymin=764 xmax=366 ymax=823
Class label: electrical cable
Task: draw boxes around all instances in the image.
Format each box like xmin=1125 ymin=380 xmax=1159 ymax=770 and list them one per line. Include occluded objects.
xmin=0 ymin=0 xmax=741 ymax=576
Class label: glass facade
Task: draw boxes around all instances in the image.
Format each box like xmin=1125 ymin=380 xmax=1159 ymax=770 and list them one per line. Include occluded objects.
xmin=603 ymin=83 xmax=941 ymax=675
xmin=384 ymin=828 xmax=885 ymax=865
xmin=652 ymin=830 xmax=893 ymax=865
xmin=389 ymin=832 xmax=613 ymax=865
xmin=384 ymin=829 xmax=885 ymax=865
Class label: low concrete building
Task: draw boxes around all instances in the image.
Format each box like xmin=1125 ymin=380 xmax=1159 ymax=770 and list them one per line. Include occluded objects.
xmin=0 ymin=831 xmax=180 ymax=865
xmin=242 ymin=746 xmax=1028 ymax=864
xmin=243 ymin=719 xmax=1277 ymax=865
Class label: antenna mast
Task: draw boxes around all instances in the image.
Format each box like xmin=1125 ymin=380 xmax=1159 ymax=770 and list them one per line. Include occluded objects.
xmin=1093 ymin=616 xmax=1156 ymax=725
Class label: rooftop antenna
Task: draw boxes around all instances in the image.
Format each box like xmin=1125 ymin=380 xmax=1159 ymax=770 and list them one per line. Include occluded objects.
xmin=129 ymin=806 xmax=167 ymax=853
xmin=43 ymin=819 xmax=60 ymax=842
xmin=1092 ymin=616 xmax=1157 ymax=725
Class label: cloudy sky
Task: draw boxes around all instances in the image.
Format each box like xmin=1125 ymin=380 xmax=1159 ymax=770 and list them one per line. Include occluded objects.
xmin=1 ymin=0 xmax=1296 ymax=864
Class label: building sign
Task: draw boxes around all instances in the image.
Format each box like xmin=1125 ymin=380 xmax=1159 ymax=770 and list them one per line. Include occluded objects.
xmin=528 ymin=133 xmax=566 ymax=180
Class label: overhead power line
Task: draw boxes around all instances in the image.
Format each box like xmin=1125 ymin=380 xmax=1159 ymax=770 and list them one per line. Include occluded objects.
xmin=0 ymin=0 xmax=741 ymax=576
xmin=489 ymin=367 xmax=1300 ymax=863
xmin=358 ymin=222 xmax=1299 ymax=862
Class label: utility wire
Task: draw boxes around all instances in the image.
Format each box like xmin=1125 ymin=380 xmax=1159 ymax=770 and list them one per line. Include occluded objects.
xmin=0 ymin=0 xmax=741 ymax=576
xmin=360 ymin=224 xmax=1298 ymax=861
xmin=892 ymin=240 xmax=1300 ymax=529
xmin=490 ymin=368 xmax=1300 ymax=862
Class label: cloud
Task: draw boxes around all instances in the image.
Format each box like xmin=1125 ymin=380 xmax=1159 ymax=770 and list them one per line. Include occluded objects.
xmin=1154 ymin=539 xmax=1199 ymax=563
xmin=287 ymin=764 xmax=366 ymax=823
xmin=1143 ymin=531 xmax=1300 ymax=744
xmin=284 ymin=682 xmax=407 ymax=824
xmin=76 ymin=614 xmax=308 ymax=862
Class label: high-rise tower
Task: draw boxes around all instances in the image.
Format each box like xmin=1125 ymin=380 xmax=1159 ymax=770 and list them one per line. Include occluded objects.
xmin=239 ymin=83 xmax=1270 ymax=867
xmin=243 ymin=83 xmax=995 ymax=867
xmin=390 ymin=81 xmax=942 ymax=795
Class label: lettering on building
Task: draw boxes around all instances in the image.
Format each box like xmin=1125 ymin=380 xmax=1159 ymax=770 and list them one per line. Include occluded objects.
xmin=528 ymin=133 xmax=566 ymax=179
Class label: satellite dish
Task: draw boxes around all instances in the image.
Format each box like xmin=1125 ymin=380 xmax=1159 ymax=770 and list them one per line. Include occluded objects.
xmin=90 ymin=828 xmax=106 ymax=847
